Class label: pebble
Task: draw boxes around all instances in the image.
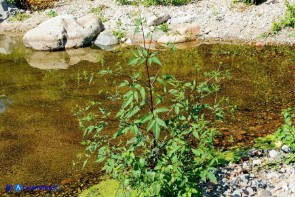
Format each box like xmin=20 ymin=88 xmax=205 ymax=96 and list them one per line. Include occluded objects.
xmin=282 ymin=145 xmax=291 ymax=153
xmin=199 ymin=147 xmax=295 ymax=197
xmin=258 ymin=189 xmax=272 ymax=197
xmin=253 ymin=159 xmax=262 ymax=166
xmin=269 ymin=150 xmax=280 ymax=158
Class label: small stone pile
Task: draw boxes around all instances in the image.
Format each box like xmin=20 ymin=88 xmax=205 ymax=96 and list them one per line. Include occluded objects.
xmin=200 ymin=145 xmax=295 ymax=197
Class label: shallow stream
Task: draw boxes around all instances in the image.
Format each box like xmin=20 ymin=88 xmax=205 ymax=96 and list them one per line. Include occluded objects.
xmin=0 ymin=34 xmax=294 ymax=190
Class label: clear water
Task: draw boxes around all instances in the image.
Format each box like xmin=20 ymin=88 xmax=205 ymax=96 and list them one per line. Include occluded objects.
xmin=0 ymin=34 xmax=294 ymax=188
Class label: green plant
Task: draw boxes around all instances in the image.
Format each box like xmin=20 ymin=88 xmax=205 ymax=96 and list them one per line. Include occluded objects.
xmin=158 ymin=23 xmax=170 ymax=33
xmin=9 ymin=12 xmax=31 ymax=21
xmin=89 ymin=6 xmax=108 ymax=22
xmin=76 ymin=15 xmax=229 ymax=196
xmin=46 ymin=10 xmax=57 ymax=18
xmin=272 ymin=0 xmax=295 ymax=32
xmin=111 ymin=29 xmax=126 ymax=40
xmin=254 ymin=107 xmax=295 ymax=163
xmin=275 ymin=108 xmax=295 ymax=149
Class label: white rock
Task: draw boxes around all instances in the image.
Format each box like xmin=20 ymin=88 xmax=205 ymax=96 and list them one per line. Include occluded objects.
xmin=282 ymin=145 xmax=291 ymax=153
xmin=253 ymin=159 xmax=262 ymax=166
xmin=157 ymin=23 xmax=200 ymax=44
xmin=269 ymin=150 xmax=280 ymax=158
xmin=147 ymin=14 xmax=171 ymax=26
xmin=23 ymin=14 xmax=104 ymax=51
xmin=258 ymin=189 xmax=272 ymax=197
xmin=125 ymin=38 xmax=132 ymax=45
xmin=170 ymin=15 xmax=197 ymax=24
xmin=94 ymin=31 xmax=118 ymax=46
xmin=246 ymin=187 xmax=255 ymax=196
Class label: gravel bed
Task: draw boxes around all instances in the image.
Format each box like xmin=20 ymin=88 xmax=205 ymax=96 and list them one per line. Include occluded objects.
xmin=0 ymin=0 xmax=295 ymax=44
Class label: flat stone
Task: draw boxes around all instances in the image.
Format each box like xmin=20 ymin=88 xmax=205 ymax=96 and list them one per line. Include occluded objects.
xmin=94 ymin=31 xmax=118 ymax=46
xmin=170 ymin=15 xmax=197 ymax=24
xmin=269 ymin=150 xmax=280 ymax=158
xmin=258 ymin=189 xmax=272 ymax=197
xmin=232 ymin=189 xmax=242 ymax=197
xmin=253 ymin=159 xmax=262 ymax=166
xmin=258 ymin=180 xmax=267 ymax=189
xmin=157 ymin=23 xmax=200 ymax=44
xmin=147 ymin=14 xmax=171 ymax=26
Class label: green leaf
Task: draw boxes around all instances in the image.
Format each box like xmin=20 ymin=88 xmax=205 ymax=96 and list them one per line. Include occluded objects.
xmin=128 ymin=57 xmax=140 ymax=66
xmin=123 ymin=94 xmax=133 ymax=109
xmin=140 ymin=87 xmax=146 ymax=103
xmin=193 ymin=130 xmax=199 ymax=139
xmin=139 ymin=158 xmax=145 ymax=167
xmin=156 ymin=117 xmax=166 ymax=128
xmin=143 ymin=49 xmax=148 ymax=57
xmin=96 ymin=155 xmax=106 ymax=163
xmin=99 ymin=70 xmax=108 ymax=75
xmin=207 ymin=171 xmax=217 ymax=184
xmin=192 ymin=149 xmax=200 ymax=156
xmin=154 ymin=108 xmax=169 ymax=113
xmin=151 ymin=57 xmax=162 ymax=66
xmin=147 ymin=119 xmax=156 ymax=131
xmin=133 ymin=170 xmax=141 ymax=178
xmin=142 ymin=113 xmax=153 ymax=123
xmin=153 ymin=123 xmax=160 ymax=142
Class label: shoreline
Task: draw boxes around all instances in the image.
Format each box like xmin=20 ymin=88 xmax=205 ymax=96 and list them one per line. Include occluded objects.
xmin=0 ymin=0 xmax=295 ymax=47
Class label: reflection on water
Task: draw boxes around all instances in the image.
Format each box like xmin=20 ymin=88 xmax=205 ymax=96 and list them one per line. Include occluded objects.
xmin=25 ymin=48 xmax=104 ymax=70
xmin=0 ymin=34 xmax=105 ymax=70
xmin=0 ymin=34 xmax=18 ymax=55
xmin=0 ymin=34 xmax=294 ymax=190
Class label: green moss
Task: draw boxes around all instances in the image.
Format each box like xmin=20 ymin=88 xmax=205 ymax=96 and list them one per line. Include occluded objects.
xmin=9 ymin=13 xmax=31 ymax=22
xmin=79 ymin=178 xmax=121 ymax=197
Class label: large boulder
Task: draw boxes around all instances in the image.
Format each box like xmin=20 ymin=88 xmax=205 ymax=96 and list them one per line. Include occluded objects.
xmin=0 ymin=0 xmax=8 ymax=21
xmin=23 ymin=14 xmax=104 ymax=51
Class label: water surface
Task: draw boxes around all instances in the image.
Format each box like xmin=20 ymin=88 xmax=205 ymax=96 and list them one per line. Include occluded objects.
xmin=0 ymin=34 xmax=294 ymax=189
